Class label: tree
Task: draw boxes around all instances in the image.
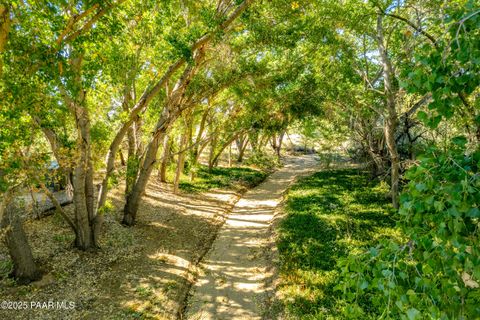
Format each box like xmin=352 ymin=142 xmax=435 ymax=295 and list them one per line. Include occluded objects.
xmin=122 ymin=0 xmax=255 ymax=225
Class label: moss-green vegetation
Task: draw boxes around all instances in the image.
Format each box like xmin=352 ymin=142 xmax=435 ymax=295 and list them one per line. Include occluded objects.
xmin=175 ymin=165 xmax=268 ymax=193
xmin=277 ymin=169 xmax=400 ymax=319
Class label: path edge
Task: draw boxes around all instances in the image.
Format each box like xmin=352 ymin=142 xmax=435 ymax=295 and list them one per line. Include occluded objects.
xmin=262 ymin=157 xmax=321 ymax=320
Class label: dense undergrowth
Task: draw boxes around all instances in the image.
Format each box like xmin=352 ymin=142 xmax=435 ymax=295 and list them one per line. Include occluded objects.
xmin=276 ymin=169 xmax=399 ymax=319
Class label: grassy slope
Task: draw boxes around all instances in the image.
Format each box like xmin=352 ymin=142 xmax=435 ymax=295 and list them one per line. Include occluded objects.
xmin=277 ymin=169 xmax=399 ymax=319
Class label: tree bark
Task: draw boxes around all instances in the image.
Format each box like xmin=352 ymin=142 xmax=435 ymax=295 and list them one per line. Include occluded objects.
xmin=1 ymin=191 xmax=41 ymax=284
xmin=59 ymin=54 xmax=100 ymax=249
xmin=377 ymin=13 xmax=400 ymax=209
xmin=271 ymin=132 xmax=285 ymax=158
xmin=174 ymin=129 xmax=189 ymax=194
xmin=123 ymin=60 xmax=200 ymax=225
xmin=0 ymin=5 xmax=11 ymax=77
xmin=119 ymin=150 xmax=126 ymax=166
xmin=125 ymin=122 xmax=139 ymax=198
xmin=248 ymin=131 xmax=259 ymax=155
xmin=72 ymin=133 xmax=95 ymax=249
xmin=236 ymin=135 xmax=249 ymax=163
xmin=208 ymin=124 xmax=218 ymax=170
xmin=158 ymin=134 xmax=170 ymax=183
xmin=277 ymin=132 xmax=285 ymax=157
xmin=123 ymin=135 xmax=162 ymax=226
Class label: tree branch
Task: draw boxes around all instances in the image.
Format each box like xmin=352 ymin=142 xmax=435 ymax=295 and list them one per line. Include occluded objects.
xmin=385 ymin=13 xmax=437 ymax=47
xmin=37 ymin=181 xmax=76 ymax=232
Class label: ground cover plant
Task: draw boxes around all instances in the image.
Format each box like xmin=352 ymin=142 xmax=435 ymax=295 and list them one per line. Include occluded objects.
xmin=277 ymin=169 xmax=399 ymax=318
xmin=177 ymin=165 xmax=268 ymax=193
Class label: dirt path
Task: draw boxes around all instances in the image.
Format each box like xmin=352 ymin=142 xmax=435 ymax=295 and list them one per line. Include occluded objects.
xmin=185 ymin=155 xmax=319 ymax=320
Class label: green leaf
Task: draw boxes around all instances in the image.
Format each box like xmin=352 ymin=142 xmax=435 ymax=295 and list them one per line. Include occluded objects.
xmin=407 ymin=307 xmax=420 ymax=320
xmin=452 ymin=136 xmax=467 ymax=147
xmin=359 ymin=280 xmax=369 ymax=290
xmin=417 ymin=111 xmax=428 ymax=122
xmin=467 ymin=208 xmax=480 ymax=218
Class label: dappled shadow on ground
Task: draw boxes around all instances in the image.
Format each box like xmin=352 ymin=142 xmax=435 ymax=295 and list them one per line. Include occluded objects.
xmin=186 ymin=203 xmax=280 ymax=319
xmin=0 ymin=179 xmax=239 ymax=320
xmin=178 ymin=165 xmax=268 ymax=193
xmin=91 ymin=180 xmax=239 ymax=319
xmin=276 ymin=169 xmax=396 ymax=317
xmin=186 ymin=155 xmax=320 ymax=320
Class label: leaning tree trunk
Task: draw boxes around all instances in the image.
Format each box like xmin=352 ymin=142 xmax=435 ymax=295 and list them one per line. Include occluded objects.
xmin=377 ymin=13 xmax=400 ymax=209
xmin=122 ymin=0 xmax=254 ymax=225
xmin=123 ymin=61 xmax=200 ymax=226
xmin=158 ymin=134 xmax=170 ymax=183
xmin=211 ymin=131 xmax=243 ymax=168
xmin=1 ymin=193 xmax=41 ymax=284
xmin=236 ymin=135 xmax=249 ymax=163
xmin=190 ymin=108 xmax=209 ymax=181
xmin=123 ymin=129 xmax=164 ymax=226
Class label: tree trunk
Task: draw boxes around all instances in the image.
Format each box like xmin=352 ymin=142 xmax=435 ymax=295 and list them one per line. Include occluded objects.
xmin=174 ymin=129 xmax=189 ymax=194
xmin=270 ymin=135 xmax=278 ymax=153
xmin=72 ymin=150 xmax=95 ymax=249
xmin=278 ymin=132 xmax=285 ymax=156
xmin=123 ymin=61 xmax=201 ymax=225
xmin=123 ymin=130 xmax=164 ymax=226
xmin=119 ymin=150 xmax=126 ymax=166
xmin=208 ymin=124 xmax=218 ymax=170
xmin=273 ymin=132 xmax=285 ymax=158
xmin=236 ymin=135 xmax=249 ymax=163
xmin=377 ymin=13 xmax=400 ymax=209
xmin=158 ymin=134 xmax=170 ymax=183
xmin=0 ymin=5 xmax=11 ymax=77
xmin=260 ymin=134 xmax=270 ymax=151
xmin=366 ymin=131 xmax=386 ymax=177
xmin=248 ymin=131 xmax=259 ymax=155
xmin=1 ymin=192 xmax=41 ymax=284
xmin=211 ymin=131 xmax=243 ymax=167
xmin=125 ymin=123 xmax=140 ymax=198
xmin=121 ymin=0 xmax=254 ymax=223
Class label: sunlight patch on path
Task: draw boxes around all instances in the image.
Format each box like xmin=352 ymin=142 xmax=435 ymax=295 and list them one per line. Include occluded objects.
xmin=185 ymin=155 xmax=319 ymax=320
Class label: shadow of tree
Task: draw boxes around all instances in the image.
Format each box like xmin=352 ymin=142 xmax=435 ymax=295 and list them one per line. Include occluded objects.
xmin=276 ymin=169 xmax=396 ymax=317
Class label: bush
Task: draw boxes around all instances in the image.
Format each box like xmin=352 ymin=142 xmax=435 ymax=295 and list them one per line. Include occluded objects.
xmin=337 ymin=137 xmax=480 ymax=319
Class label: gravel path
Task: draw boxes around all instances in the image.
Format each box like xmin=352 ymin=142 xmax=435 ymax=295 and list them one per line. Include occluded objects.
xmin=185 ymin=155 xmax=319 ymax=320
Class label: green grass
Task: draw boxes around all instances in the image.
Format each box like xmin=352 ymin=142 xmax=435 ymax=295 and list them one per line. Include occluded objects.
xmin=175 ymin=164 xmax=268 ymax=193
xmin=276 ymin=169 xmax=399 ymax=319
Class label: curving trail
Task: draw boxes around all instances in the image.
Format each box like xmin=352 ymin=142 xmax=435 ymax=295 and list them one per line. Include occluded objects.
xmin=185 ymin=155 xmax=319 ymax=320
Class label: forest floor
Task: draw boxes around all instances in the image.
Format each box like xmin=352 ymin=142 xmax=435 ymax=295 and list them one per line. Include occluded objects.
xmin=0 ymin=165 xmax=266 ymax=319
xmin=185 ymin=155 xmax=319 ymax=320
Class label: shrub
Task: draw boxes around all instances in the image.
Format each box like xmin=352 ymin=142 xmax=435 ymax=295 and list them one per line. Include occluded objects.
xmin=337 ymin=137 xmax=480 ymax=319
